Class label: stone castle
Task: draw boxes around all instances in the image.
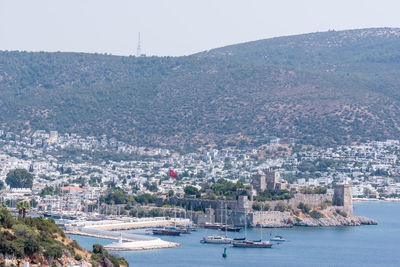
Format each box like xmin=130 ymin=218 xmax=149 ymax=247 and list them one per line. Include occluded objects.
xmin=161 ymin=169 xmax=354 ymax=227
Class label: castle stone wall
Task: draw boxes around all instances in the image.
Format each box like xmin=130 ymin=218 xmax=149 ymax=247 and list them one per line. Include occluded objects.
xmin=265 ymin=194 xmax=332 ymax=210
xmin=252 ymin=211 xmax=291 ymax=225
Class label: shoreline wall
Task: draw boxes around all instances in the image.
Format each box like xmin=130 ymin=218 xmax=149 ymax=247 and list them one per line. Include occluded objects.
xmin=158 ymin=185 xmax=354 ymax=225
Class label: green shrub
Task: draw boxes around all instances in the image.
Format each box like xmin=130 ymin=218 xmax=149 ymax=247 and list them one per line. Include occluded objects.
xmin=12 ymin=224 xmax=35 ymax=239
xmin=310 ymin=210 xmax=325 ymax=219
xmin=69 ymin=240 xmax=82 ymax=250
xmin=91 ymin=244 xmax=129 ymax=267
xmin=297 ymin=202 xmax=310 ymax=214
xmin=0 ymin=207 xmax=17 ymax=228
xmin=24 ymin=236 xmax=41 ymax=255
xmin=252 ymin=202 xmax=270 ymax=211
xmin=74 ymin=254 xmax=82 ymax=261
xmin=44 ymin=245 xmax=63 ymax=260
xmin=274 ymin=202 xmax=287 ymax=212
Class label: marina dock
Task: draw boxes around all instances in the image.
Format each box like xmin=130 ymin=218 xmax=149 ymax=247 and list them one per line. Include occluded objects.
xmin=65 ymin=218 xmax=189 ymax=250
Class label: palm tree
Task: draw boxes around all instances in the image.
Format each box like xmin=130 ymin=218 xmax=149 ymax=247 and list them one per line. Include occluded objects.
xmin=16 ymin=201 xmax=30 ymax=218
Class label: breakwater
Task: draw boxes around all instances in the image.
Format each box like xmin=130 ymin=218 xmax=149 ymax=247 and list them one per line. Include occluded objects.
xmin=65 ymin=218 xmax=188 ymax=250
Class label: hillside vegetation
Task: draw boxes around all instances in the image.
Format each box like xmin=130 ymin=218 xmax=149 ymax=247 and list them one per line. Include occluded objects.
xmin=2 ymin=28 xmax=400 ymax=149
xmin=0 ymin=206 xmax=128 ymax=266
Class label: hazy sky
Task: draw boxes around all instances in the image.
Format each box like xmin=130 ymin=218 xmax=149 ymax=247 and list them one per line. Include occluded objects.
xmin=1 ymin=0 xmax=399 ymax=56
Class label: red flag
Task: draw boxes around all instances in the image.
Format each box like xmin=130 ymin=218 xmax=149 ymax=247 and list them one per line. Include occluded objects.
xmin=169 ymin=169 xmax=178 ymax=178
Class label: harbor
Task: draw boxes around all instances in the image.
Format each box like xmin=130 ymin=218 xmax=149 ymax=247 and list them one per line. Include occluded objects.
xmin=64 ymin=217 xmax=190 ymax=250
xmin=67 ymin=202 xmax=400 ymax=267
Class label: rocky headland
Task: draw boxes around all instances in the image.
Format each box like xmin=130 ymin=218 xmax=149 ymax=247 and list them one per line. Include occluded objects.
xmin=260 ymin=210 xmax=378 ymax=228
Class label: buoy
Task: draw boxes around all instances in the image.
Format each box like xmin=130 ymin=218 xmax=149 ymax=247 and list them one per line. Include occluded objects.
xmin=222 ymin=247 xmax=227 ymax=258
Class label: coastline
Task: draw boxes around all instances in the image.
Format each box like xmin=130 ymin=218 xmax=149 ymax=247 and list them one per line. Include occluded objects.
xmin=353 ymin=198 xmax=400 ymax=202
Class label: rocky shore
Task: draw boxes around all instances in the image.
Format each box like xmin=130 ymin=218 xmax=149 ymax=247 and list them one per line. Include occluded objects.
xmin=260 ymin=213 xmax=378 ymax=228
xmin=288 ymin=215 xmax=378 ymax=227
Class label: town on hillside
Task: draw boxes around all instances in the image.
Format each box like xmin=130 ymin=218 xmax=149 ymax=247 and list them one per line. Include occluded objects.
xmin=0 ymin=129 xmax=397 ymax=226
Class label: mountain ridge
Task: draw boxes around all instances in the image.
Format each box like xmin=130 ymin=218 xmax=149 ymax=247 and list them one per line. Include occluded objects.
xmin=1 ymin=28 xmax=400 ymax=150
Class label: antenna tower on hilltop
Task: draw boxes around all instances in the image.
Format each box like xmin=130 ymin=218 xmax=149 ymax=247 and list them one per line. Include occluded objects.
xmin=136 ymin=32 xmax=142 ymax=57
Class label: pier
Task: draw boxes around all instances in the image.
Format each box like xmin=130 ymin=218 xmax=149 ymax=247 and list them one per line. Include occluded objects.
xmin=65 ymin=217 xmax=190 ymax=250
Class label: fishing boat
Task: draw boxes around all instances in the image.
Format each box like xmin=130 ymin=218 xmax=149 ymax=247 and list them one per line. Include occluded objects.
xmin=152 ymin=227 xmax=181 ymax=236
xmin=270 ymin=235 xmax=286 ymax=242
xmin=201 ymin=234 xmax=232 ymax=244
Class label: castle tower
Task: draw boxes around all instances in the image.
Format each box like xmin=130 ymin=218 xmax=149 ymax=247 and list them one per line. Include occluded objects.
xmin=264 ymin=169 xmax=280 ymax=190
xmin=333 ymin=184 xmax=353 ymax=216
xmin=251 ymin=171 xmax=266 ymax=194
xmin=237 ymin=195 xmax=251 ymax=211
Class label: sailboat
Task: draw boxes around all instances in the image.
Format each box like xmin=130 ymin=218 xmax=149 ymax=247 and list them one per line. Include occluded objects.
xmin=201 ymin=203 xmax=232 ymax=244
xmin=232 ymin=208 xmax=273 ymax=248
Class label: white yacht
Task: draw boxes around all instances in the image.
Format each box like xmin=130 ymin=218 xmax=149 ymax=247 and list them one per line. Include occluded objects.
xmin=270 ymin=235 xmax=286 ymax=242
xmin=201 ymin=234 xmax=232 ymax=244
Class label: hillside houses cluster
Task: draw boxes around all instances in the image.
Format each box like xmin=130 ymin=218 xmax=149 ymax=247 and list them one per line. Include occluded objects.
xmin=0 ymin=129 xmax=399 ymax=215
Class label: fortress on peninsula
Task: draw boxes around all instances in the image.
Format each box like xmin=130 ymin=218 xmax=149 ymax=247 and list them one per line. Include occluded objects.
xmin=161 ymin=169 xmax=364 ymax=227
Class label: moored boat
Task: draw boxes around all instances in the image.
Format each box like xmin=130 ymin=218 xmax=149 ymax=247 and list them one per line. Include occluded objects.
xmin=232 ymin=240 xmax=273 ymax=248
xmin=201 ymin=234 xmax=232 ymax=244
xmin=204 ymin=222 xmax=222 ymax=229
xmin=221 ymin=226 xmax=241 ymax=232
xmin=270 ymin=235 xmax=286 ymax=242
xmin=152 ymin=227 xmax=181 ymax=236
xmin=232 ymin=207 xmax=273 ymax=248
xmin=177 ymin=227 xmax=191 ymax=234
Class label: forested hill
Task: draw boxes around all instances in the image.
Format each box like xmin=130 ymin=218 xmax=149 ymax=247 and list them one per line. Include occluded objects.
xmin=2 ymin=28 xmax=400 ymax=150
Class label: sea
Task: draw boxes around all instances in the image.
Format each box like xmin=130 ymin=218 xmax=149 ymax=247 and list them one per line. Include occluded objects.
xmin=69 ymin=202 xmax=400 ymax=267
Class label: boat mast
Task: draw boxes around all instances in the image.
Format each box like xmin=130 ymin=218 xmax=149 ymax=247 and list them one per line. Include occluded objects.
xmin=260 ymin=203 xmax=263 ymax=241
xmin=190 ymin=205 xmax=193 ymax=223
xmin=174 ymin=206 xmax=177 ymax=228
xmin=209 ymin=204 xmax=212 ymax=224
xmin=220 ymin=200 xmax=223 ymax=225
xmin=244 ymin=208 xmax=247 ymax=240
xmin=225 ymin=203 xmax=227 ymax=237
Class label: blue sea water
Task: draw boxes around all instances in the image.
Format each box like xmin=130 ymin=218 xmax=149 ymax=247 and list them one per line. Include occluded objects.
xmin=69 ymin=202 xmax=400 ymax=267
